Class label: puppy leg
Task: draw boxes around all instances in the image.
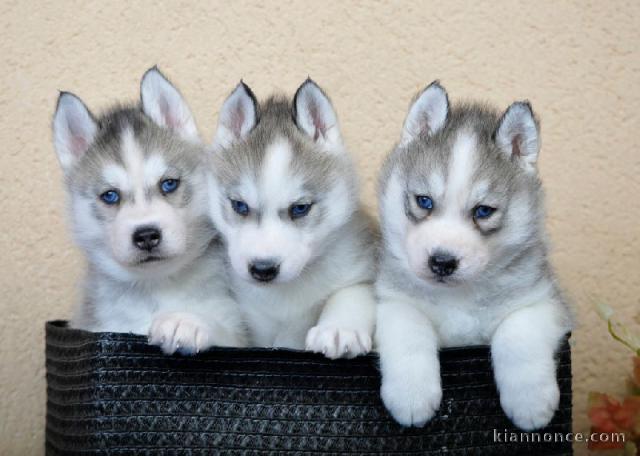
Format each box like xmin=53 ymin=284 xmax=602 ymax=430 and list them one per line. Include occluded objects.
xmin=377 ymin=299 xmax=441 ymax=427
xmin=306 ymin=283 xmax=376 ymax=359
xmin=491 ymin=301 xmax=566 ymax=430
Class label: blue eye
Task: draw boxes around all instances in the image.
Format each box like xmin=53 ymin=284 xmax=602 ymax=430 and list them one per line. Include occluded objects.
xmin=289 ymin=203 xmax=313 ymax=220
xmin=474 ymin=205 xmax=496 ymax=219
xmin=415 ymin=195 xmax=434 ymax=210
xmin=231 ymin=199 xmax=250 ymax=216
xmin=100 ymin=190 xmax=120 ymax=205
xmin=160 ymin=179 xmax=180 ymax=194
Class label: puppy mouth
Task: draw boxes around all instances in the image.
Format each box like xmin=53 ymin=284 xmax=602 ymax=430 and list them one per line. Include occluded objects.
xmin=433 ymin=276 xmax=455 ymax=285
xmin=420 ymin=272 xmax=457 ymax=286
xmin=137 ymin=255 xmax=168 ymax=265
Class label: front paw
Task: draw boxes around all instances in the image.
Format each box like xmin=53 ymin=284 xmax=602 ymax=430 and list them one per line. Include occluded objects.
xmin=305 ymin=325 xmax=372 ymax=359
xmin=148 ymin=312 xmax=212 ymax=355
xmin=498 ymin=374 xmax=560 ymax=430
xmin=380 ymin=368 xmax=442 ymax=427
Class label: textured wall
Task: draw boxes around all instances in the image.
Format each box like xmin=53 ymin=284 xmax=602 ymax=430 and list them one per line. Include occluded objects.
xmin=1 ymin=1 xmax=638 ymax=454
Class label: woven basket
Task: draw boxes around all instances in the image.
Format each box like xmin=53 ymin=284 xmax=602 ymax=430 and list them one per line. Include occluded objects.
xmin=45 ymin=320 xmax=572 ymax=455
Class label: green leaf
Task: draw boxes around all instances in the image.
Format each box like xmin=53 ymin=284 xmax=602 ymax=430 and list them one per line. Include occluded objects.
xmin=623 ymin=441 xmax=637 ymax=456
xmin=607 ymin=319 xmax=640 ymax=355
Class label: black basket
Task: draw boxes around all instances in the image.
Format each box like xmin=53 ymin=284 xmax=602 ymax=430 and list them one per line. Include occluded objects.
xmin=45 ymin=320 xmax=572 ymax=455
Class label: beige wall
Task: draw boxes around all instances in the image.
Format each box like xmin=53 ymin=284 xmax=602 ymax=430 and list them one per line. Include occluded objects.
xmin=1 ymin=1 xmax=639 ymax=454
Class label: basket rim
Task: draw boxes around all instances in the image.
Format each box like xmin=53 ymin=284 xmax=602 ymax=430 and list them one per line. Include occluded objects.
xmin=46 ymin=320 xmax=572 ymax=358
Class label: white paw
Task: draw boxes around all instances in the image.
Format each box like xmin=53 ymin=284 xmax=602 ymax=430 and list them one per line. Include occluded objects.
xmin=499 ymin=375 xmax=560 ymax=430
xmin=305 ymin=325 xmax=372 ymax=359
xmin=380 ymin=368 xmax=442 ymax=427
xmin=148 ymin=312 xmax=213 ymax=355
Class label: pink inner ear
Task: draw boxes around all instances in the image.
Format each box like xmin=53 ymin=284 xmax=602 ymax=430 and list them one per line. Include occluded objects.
xmin=71 ymin=136 xmax=88 ymax=157
xmin=420 ymin=113 xmax=432 ymax=137
xmin=511 ymin=134 xmax=522 ymax=157
xmin=230 ymin=100 xmax=246 ymax=138
xmin=307 ymin=99 xmax=325 ymax=141
xmin=159 ymin=97 xmax=182 ymax=130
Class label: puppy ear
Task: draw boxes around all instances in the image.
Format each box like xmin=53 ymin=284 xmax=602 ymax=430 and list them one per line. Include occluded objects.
xmin=494 ymin=101 xmax=540 ymax=172
xmin=293 ymin=78 xmax=343 ymax=152
xmin=140 ymin=66 xmax=199 ymax=141
xmin=212 ymin=81 xmax=259 ymax=150
xmin=52 ymin=92 xmax=98 ymax=173
xmin=401 ymin=81 xmax=449 ymax=146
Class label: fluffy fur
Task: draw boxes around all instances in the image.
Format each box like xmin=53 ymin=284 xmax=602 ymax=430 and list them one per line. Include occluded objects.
xmin=207 ymin=79 xmax=377 ymax=358
xmin=52 ymin=67 xmax=246 ymax=354
xmin=375 ymin=82 xmax=573 ymax=430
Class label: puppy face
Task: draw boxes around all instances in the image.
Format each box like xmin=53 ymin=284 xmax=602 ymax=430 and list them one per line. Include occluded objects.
xmin=209 ymin=80 xmax=357 ymax=284
xmin=72 ymin=127 xmax=210 ymax=276
xmin=53 ymin=69 xmax=214 ymax=280
xmin=380 ymin=83 xmax=543 ymax=286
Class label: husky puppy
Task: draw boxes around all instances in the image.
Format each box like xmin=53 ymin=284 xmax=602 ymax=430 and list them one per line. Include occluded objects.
xmin=376 ymin=82 xmax=573 ymax=430
xmin=52 ymin=68 xmax=246 ymax=354
xmin=206 ymin=79 xmax=376 ymax=358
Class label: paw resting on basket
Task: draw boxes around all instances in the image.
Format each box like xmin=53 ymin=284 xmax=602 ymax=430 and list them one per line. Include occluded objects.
xmin=305 ymin=325 xmax=372 ymax=359
xmin=380 ymin=360 xmax=442 ymax=427
xmin=148 ymin=312 xmax=213 ymax=355
xmin=497 ymin=372 xmax=560 ymax=431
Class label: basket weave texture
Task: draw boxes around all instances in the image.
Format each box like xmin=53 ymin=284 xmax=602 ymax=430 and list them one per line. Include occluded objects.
xmin=46 ymin=320 xmax=572 ymax=455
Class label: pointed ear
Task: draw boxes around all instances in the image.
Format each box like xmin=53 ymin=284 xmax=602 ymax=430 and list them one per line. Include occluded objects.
xmin=293 ymin=79 xmax=343 ymax=152
xmin=140 ymin=66 xmax=199 ymax=141
xmin=494 ymin=101 xmax=540 ymax=172
xmin=52 ymin=92 xmax=98 ymax=173
xmin=401 ymin=81 xmax=449 ymax=146
xmin=212 ymin=81 xmax=259 ymax=150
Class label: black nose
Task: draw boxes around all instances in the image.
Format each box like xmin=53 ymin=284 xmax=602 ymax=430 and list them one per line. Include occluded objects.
xmin=428 ymin=253 xmax=459 ymax=277
xmin=132 ymin=226 xmax=162 ymax=251
xmin=249 ymin=260 xmax=280 ymax=282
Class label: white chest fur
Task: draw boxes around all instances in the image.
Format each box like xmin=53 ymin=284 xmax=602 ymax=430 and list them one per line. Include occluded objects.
xmin=233 ymin=268 xmax=334 ymax=348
